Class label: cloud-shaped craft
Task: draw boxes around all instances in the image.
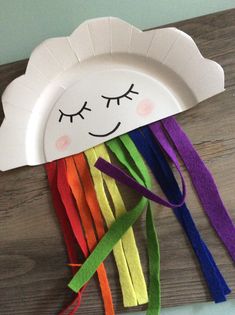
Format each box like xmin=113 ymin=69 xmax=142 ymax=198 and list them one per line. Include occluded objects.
xmin=0 ymin=17 xmax=224 ymax=171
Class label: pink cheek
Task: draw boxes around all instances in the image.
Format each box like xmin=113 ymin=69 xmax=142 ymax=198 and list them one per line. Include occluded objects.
xmin=56 ymin=135 xmax=71 ymax=151
xmin=136 ymin=99 xmax=155 ymax=116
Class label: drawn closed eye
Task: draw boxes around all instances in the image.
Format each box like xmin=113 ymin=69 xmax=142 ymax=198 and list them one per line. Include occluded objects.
xmin=58 ymin=101 xmax=92 ymax=123
xmin=101 ymin=84 xmax=139 ymax=108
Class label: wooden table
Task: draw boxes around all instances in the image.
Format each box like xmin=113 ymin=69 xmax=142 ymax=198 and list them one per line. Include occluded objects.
xmin=0 ymin=9 xmax=235 ymax=315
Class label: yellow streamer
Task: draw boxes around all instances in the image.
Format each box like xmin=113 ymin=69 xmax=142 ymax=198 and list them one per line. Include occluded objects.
xmin=94 ymin=143 xmax=148 ymax=305
xmin=85 ymin=148 xmax=137 ymax=307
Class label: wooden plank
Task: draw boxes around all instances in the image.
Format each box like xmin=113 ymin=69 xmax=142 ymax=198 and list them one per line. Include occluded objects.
xmin=0 ymin=8 xmax=235 ymax=315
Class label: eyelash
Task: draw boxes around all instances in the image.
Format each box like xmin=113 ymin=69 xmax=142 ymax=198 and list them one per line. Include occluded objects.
xmin=59 ymin=101 xmax=92 ymax=123
xmin=101 ymin=83 xmax=139 ymax=108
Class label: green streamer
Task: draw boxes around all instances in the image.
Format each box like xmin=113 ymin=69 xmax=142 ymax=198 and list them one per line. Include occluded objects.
xmin=68 ymin=181 xmax=148 ymax=292
xmin=108 ymin=135 xmax=161 ymax=315
xmin=146 ymin=204 xmax=161 ymax=315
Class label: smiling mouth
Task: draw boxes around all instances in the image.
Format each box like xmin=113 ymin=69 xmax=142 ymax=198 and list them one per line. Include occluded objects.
xmin=88 ymin=122 xmax=121 ymax=137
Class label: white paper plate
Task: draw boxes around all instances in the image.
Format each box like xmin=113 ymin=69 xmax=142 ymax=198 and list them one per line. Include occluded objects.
xmin=0 ymin=17 xmax=224 ymax=171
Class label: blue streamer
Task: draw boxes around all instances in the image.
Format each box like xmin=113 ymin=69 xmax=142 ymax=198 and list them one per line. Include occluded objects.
xmin=129 ymin=127 xmax=230 ymax=303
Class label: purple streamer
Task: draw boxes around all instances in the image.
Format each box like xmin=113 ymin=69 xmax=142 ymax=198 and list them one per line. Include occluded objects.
xmin=150 ymin=117 xmax=235 ymax=262
xmin=95 ymin=158 xmax=185 ymax=208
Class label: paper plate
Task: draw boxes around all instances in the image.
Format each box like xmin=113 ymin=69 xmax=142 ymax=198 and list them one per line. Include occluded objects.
xmin=0 ymin=17 xmax=224 ymax=171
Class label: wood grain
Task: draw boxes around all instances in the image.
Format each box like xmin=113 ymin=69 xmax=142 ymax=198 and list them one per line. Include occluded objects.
xmin=0 ymin=9 xmax=235 ymax=315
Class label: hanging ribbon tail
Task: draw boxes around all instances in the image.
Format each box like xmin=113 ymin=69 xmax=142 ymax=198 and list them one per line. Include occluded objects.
xmin=68 ymin=195 xmax=148 ymax=293
xmin=143 ymin=124 xmax=230 ymax=297
xmin=45 ymin=162 xmax=80 ymax=274
xmin=85 ymin=148 xmax=138 ymax=307
xmin=107 ymin=136 xmax=161 ymax=315
xmin=68 ymin=148 xmax=151 ymax=296
xmin=129 ymin=128 xmax=230 ymax=302
xmin=73 ymin=154 xmax=106 ymax=240
xmin=94 ymin=144 xmax=148 ymax=305
xmin=95 ymin=159 xmax=185 ymax=208
xmin=65 ymin=156 xmax=115 ymax=315
xmin=146 ymin=205 xmax=161 ymax=315
xmin=56 ymin=159 xmax=89 ymax=257
xmin=154 ymin=117 xmax=235 ymax=262
xmin=57 ymin=295 xmax=82 ymax=315
xmin=45 ymin=162 xmax=84 ymax=315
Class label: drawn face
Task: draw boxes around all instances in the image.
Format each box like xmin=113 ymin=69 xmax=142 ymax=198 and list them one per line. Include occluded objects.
xmin=44 ymin=69 xmax=183 ymax=161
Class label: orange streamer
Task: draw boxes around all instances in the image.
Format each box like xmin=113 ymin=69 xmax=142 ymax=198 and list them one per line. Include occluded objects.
xmin=66 ymin=156 xmax=114 ymax=315
xmin=73 ymin=153 xmax=106 ymax=240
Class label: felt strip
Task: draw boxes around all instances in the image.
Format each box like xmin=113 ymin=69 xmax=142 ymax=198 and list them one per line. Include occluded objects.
xmin=145 ymin=124 xmax=231 ymax=296
xmin=156 ymin=117 xmax=235 ymax=262
xmin=58 ymin=295 xmax=81 ymax=315
xmin=57 ymin=159 xmax=89 ymax=257
xmin=132 ymin=127 xmax=230 ymax=301
xmin=68 ymin=195 xmax=148 ymax=294
xmin=45 ymin=162 xmax=83 ymax=315
xmin=73 ymin=153 xmax=105 ymax=240
xmin=45 ymin=162 xmax=80 ymax=274
xmin=94 ymin=144 xmax=148 ymax=305
xmin=146 ymin=204 xmax=161 ymax=315
xmin=95 ymin=158 xmax=185 ymax=209
xmin=85 ymin=148 xmax=138 ymax=307
xmin=57 ymin=159 xmax=92 ymax=313
xmin=85 ymin=149 xmax=117 ymax=227
xmin=129 ymin=127 xmax=230 ymax=302
xmin=69 ymin=149 xmax=148 ymax=298
xmin=65 ymin=156 xmax=115 ymax=315
xmin=107 ymin=136 xmax=161 ymax=315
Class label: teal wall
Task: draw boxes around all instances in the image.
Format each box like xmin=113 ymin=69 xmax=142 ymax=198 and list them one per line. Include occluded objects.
xmin=0 ymin=0 xmax=234 ymax=64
